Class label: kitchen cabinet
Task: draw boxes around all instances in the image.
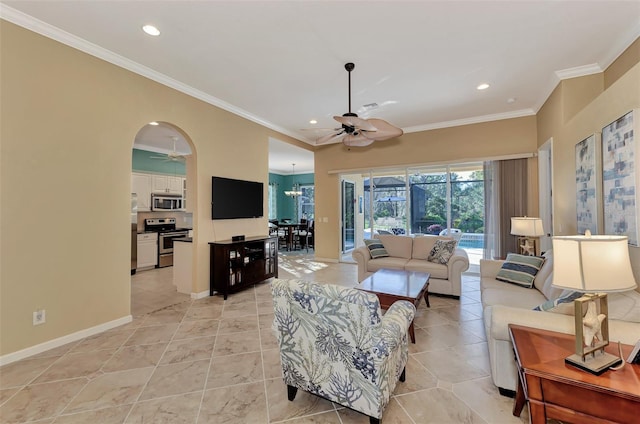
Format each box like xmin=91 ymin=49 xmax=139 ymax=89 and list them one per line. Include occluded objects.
xmin=131 ymin=173 xmax=152 ymax=211
xmin=137 ymin=232 xmax=158 ymax=269
xmin=152 ymin=175 xmax=183 ymax=194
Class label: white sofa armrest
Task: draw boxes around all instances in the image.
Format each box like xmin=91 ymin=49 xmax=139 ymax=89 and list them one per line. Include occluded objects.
xmin=489 ymin=304 xmax=575 ymax=342
xmin=446 ymin=248 xmax=469 ymax=297
xmin=352 ymin=246 xmax=371 ymax=282
xmin=480 ymin=259 xmax=505 ymax=279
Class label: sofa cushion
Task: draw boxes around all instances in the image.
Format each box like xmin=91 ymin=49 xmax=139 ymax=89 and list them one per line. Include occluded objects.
xmin=532 ymin=250 xmax=553 ymax=293
xmin=482 ymin=287 xmax=548 ymax=309
xmin=533 ymin=290 xmax=582 ymax=314
xmin=540 ymin=272 xmax=564 ymax=300
xmin=378 ymin=234 xmax=413 ymax=259
xmin=609 ymin=290 xmax=640 ymax=322
xmin=366 ymin=257 xmax=410 ymax=273
xmin=496 ymin=254 xmax=545 ymax=288
xmin=427 ymin=239 xmax=458 ymax=264
xmin=531 ymin=290 xmax=640 ymax=322
xmin=405 ymin=259 xmax=448 ymax=279
xmin=364 ymin=239 xmax=389 ymax=259
xmin=412 ymin=235 xmax=446 ymax=260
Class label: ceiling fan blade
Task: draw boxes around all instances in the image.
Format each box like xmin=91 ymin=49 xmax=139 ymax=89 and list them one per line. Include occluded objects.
xmin=343 ymin=133 xmax=375 ymax=147
xmin=334 ymin=115 xmax=377 ymax=132
xmin=363 ymin=118 xmax=403 ymax=141
xmin=316 ymin=131 xmax=345 ymax=145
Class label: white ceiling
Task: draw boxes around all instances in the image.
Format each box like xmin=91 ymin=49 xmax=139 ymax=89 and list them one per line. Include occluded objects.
xmin=3 ymin=1 xmax=639 ymax=175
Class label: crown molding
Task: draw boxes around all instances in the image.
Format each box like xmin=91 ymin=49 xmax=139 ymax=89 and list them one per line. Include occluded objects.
xmin=0 ymin=5 xmax=307 ymax=143
xmin=403 ymin=109 xmax=536 ymax=134
xmin=555 ymin=63 xmax=603 ymax=81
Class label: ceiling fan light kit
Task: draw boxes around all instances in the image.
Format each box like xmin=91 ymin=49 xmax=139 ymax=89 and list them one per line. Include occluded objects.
xmin=150 ymin=136 xmax=187 ymax=162
xmin=316 ymin=62 xmax=403 ymax=147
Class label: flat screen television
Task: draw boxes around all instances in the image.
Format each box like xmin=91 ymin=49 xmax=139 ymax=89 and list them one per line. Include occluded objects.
xmin=211 ymin=176 xmax=264 ymax=219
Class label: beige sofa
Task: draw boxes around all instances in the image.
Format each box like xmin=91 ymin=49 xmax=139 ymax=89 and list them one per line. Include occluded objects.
xmin=352 ymin=234 xmax=470 ymax=298
xmin=480 ymin=250 xmax=640 ymax=393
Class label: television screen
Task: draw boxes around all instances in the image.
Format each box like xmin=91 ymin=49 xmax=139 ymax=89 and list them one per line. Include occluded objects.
xmin=211 ymin=176 xmax=264 ymax=219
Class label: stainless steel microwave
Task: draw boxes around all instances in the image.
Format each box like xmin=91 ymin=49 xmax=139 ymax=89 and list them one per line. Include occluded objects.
xmin=151 ymin=193 xmax=184 ymax=211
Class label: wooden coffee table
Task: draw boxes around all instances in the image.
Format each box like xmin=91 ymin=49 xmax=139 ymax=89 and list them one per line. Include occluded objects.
xmin=358 ymin=269 xmax=430 ymax=343
xmin=509 ymin=324 xmax=640 ymax=424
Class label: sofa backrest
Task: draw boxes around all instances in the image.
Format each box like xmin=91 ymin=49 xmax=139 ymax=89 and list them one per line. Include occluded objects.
xmin=412 ymin=235 xmax=452 ymax=260
xmin=378 ymin=234 xmax=413 ymax=258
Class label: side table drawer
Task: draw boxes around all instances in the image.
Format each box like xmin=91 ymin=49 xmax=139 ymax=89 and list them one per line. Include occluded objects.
xmin=541 ymin=379 xmax=638 ymax=423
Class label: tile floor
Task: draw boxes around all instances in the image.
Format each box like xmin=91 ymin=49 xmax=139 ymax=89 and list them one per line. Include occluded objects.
xmin=0 ymin=253 xmax=528 ymax=423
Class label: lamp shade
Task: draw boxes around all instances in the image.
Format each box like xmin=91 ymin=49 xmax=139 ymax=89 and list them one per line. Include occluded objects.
xmin=510 ymin=217 xmax=544 ymax=237
xmin=552 ymin=235 xmax=637 ymax=292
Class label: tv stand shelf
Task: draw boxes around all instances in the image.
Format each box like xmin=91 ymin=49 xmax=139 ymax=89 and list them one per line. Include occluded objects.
xmin=209 ymin=235 xmax=278 ymax=299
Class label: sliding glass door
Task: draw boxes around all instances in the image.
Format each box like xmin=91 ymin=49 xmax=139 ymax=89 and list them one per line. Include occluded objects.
xmin=345 ymin=163 xmax=484 ymax=272
xmin=342 ymin=180 xmax=355 ymax=253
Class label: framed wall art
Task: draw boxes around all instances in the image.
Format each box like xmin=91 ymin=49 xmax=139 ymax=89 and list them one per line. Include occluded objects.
xmin=601 ymin=110 xmax=638 ymax=246
xmin=576 ymin=133 xmax=601 ymax=235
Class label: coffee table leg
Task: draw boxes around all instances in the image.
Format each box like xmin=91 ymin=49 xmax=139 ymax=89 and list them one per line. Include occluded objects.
xmin=409 ymin=322 xmax=416 ymax=344
xmin=424 ymin=291 xmax=430 ymax=308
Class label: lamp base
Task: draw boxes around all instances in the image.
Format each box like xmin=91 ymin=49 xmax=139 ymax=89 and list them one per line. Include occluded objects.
xmin=565 ymin=351 xmax=622 ymax=375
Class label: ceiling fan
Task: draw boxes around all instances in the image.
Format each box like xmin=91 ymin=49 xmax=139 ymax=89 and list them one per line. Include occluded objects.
xmin=150 ymin=137 xmax=187 ymax=162
xmin=316 ymin=62 xmax=403 ymax=147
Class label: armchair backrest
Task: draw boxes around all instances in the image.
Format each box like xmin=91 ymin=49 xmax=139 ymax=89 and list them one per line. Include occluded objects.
xmin=272 ymin=279 xmax=382 ymax=347
xmin=271 ymin=278 xmax=413 ymax=420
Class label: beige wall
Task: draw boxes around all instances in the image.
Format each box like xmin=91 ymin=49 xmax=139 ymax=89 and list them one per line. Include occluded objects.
xmin=2 ymin=20 xmax=638 ymax=359
xmin=0 ymin=22 xmax=305 ymax=356
xmin=536 ymin=60 xmax=640 ymax=280
xmin=313 ymin=116 xmax=538 ymax=259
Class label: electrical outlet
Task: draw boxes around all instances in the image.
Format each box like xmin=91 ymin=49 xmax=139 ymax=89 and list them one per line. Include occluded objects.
xmin=33 ymin=309 xmax=46 ymax=326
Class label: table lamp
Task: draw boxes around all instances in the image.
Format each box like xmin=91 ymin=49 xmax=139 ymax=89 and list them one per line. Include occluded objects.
xmin=511 ymin=217 xmax=544 ymax=255
xmin=552 ymin=232 xmax=637 ymax=374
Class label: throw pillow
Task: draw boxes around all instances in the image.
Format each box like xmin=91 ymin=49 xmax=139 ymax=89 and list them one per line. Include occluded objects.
xmin=495 ymin=253 xmax=545 ymax=288
xmin=364 ymin=239 xmax=389 ymax=259
xmin=533 ymin=290 xmax=583 ymax=314
xmin=427 ymin=239 xmax=457 ymax=264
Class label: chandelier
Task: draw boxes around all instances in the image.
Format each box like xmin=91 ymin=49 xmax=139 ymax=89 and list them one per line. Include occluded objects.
xmin=284 ymin=163 xmax=303 ymax=197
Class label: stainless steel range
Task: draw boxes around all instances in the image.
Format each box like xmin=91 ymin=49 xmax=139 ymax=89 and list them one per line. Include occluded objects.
xmin=144 ymin=218 xmax=189 ymax=268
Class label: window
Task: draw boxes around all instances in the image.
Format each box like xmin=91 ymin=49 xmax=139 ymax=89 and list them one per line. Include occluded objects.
xmin=268 ymin=183 xmax=277 ymax=219
xmin=297 ymin=185 xmax=314 ymax=220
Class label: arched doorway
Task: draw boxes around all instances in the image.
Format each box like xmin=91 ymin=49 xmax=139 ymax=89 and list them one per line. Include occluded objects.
xmin=131 ymin=121 xmax=196 ymax=315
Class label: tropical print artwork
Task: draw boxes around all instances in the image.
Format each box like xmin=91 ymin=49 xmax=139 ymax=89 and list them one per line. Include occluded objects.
xmin=271 ymin=278 xmax=415 ymax=420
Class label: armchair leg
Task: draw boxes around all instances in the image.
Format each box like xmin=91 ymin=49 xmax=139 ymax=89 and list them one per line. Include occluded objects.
xmin=399 ymin=367 xmax=406 ymax=382
xmin=287 ymin=385 xmax=298 ymax=401
xmin=369 ymin=417 xmax=380 ymax=424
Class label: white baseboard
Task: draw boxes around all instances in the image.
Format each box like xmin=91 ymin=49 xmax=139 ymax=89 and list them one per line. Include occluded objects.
xmin=191 ymin=290 xmax=210 ymax=299
xmin=0 ymin=315 xmax=132 ymax=366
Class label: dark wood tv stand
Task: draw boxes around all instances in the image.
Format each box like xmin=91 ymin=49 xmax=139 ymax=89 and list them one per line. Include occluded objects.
xmin=209 ymin=236 xmax=278 ymax=299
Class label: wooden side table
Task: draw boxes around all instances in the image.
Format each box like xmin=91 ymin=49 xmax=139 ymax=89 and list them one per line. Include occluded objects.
xmin=509 ymin=324 xmax=640 ymax=424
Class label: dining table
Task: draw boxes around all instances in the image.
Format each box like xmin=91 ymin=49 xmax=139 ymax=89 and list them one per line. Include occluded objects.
xmin=278 ymin=222 xmax=304 ymax=251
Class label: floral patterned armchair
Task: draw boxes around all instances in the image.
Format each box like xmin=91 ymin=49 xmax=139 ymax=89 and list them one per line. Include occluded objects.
xmin=271 ymin=278 xmax=416 ymax=424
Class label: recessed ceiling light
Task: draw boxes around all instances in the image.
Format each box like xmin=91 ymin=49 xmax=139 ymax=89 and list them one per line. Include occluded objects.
xmin=477 ymin=83 xmax=490 ymax=90
xmin=149 ymin=121 xmax=159 ymax=126
xmin=507 ymin=97 xmax=517 ymax=104
xmin=309 ymin=119 xmax=318 ymax=125
xmin=142 ymin=25 xmax=160 ymax=36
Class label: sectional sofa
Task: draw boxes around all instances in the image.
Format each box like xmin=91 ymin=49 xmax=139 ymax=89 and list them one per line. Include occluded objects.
xmin=480 ymin=250 xmax=640 ymax=393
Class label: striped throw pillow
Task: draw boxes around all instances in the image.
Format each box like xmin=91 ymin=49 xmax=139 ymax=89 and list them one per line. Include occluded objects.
xmin=364 ymin=239 xmax=389 ymax=259
xmin=496 ymin=253 xmax=545 ymax=288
